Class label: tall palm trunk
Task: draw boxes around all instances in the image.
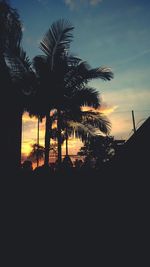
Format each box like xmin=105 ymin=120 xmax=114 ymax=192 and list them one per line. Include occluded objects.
xmin=10 ymin=107 xmax=23 ymax=170
xmin=1 ymin=56 xmax=10 ymax=172
xmin=44 ymin=111 xmax=51 ymax=166
xmin=57 ymin=108 xmax=62 ymax=166
xmin=2 ymin=107 xmax=22 ymax=172
xmin=65 ymin=126 xmax=69 ymax=156
xmin=37 ymin=116 xmax=40 ymax=167
xmin=1 ymin=57 xmax=22 ymax=171
xmin=18 ymin=110 xmax=23 ymax=168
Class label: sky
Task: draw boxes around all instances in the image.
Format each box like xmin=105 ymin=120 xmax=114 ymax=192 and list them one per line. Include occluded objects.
xmin=10 ymin=0 xmax=150 ymax=161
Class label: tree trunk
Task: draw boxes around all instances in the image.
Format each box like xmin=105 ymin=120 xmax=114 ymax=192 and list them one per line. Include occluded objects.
xmin=17 ymin=109 xmax=22 ymax=169
xmin=57 ymin=108 xmax=62 ymax=166
xmin=44 ymin=111 xmax=51 ymax=166
xmin=1 ymin=56 xmax=22 ymax=173
xmin=1 ymin=109 xmax=22 ymax=173
xmin=1 ymin=56 xmax=11 ymax=172
xmin=66 ymin=126 xmax=69 ymax=156
xmin=37 ymin=116 xmax=40 ymax=167
xmin=9 ymin=107 xmax=23 ymax=171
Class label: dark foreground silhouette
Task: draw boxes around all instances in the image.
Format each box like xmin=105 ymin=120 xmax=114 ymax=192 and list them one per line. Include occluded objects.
xmin=1 ymin=119 xmax=149 ymax=264
xmin=1 ymin=150 xmax=148 ymax=266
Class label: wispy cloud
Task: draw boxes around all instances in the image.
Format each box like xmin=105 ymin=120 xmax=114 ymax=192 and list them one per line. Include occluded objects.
xmin=37 ymin=0 xmax=48 ymax=5
xmin=64 ymin=0 xmax=103 ymax=10
xmin=115 ymin=48 xmax=150 ymax=67
xmin=21 ymin=26 xmax=26 ymax=32
xmin=100 ymin=103 xmax=118 ymax=115
xmin=24 ymin=36 xmax=36 ymax=45
xmin=90 ymin=0 xmax=103 ymax=6
xmin=82 ymin=103 xmax=118 ymax=115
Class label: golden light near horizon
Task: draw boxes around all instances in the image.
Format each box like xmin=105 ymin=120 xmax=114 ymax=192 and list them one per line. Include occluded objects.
xmin=81 ymin=105 xmax=118 ymax=115
xmin=21 ymin=112 xmax=83 ymax=162
xmin=21 ymin=104 xmax=119 ymax=163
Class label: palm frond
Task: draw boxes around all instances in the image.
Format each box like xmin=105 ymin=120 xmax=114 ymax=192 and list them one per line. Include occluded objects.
xmin=40 ymin=19 xmax=74 ymax=70
xmin=4 ymin=46 xmax=32 ymax=80
xmin=77 ymin=62 xmax=114 ymax=80
xmin=64 ymin=61 xmax=113 ymax=92
xmin=71 ymin=87 xmax=100 ymax=109
xmin=50 ymin=108 xmax=82 ymax=126
xmin=0 ymin=1 xmax=22 ymax=53
xmin=81 ymin=111 xmax=111 ymax=135
xmin=65 ymin=54 xmax=82 ymax=66
xmin=15 ymin=46 xmax=31 ymax=69
xmin=32 ymin=55 xmax=47 ymax=76
xmin=67 ymin=121 xmax=96 ymax=142
xmin=95 ymin=66 xmax=114 ymax=81
xmin=4 ymin=46 xmax=36 ymax=97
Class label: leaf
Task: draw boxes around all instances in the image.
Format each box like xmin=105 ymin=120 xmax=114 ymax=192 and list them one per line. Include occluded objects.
xmin=40 ymin=19 xmax=74 ymax=70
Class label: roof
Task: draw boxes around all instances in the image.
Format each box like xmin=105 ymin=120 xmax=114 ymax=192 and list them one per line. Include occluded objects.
xmin=126 ymin=116 xmax=150 ymax=147
xmin=111 ymin=117 xmax=150 ymax=175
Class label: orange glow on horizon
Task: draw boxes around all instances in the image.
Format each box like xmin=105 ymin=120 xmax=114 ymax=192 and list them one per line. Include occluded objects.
xmin=22 ymin=112 xmax=83 ymax=163
xmin=21 ymin=102 xmax=128 ymax=165
xmin=81 ymin=105 xmax=118 ymax=115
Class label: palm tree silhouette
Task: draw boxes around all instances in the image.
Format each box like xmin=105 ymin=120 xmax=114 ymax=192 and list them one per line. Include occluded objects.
xmin=32 ymin=19 xmax=113 ymax=167
xmin=32 ymin=19 xmax=74 ymax=166
xmin=28 ymin=143 xmax=45 ymax=166
xmin=66 ymin=111 xmax=111 ymax=157
xmin=26 ymin=114 xmax=41 ymax=168
xmin=0 ymin=0 xmax=33 ymax=170
xmin=51 ymin=109 xmax=111 ymax=159
xmin=55 ymin=59 xmax=113 ymax=164
xmin=6 ymin=46 xmax=36 ymax=168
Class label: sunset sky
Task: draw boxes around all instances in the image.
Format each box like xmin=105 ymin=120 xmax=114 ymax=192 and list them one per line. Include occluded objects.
xmin=10 ymin=0 xmax=150 ymax=160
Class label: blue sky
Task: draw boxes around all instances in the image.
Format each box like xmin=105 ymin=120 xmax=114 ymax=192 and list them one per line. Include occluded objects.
xmin=11 ymin=0 xmax=150 ymax=141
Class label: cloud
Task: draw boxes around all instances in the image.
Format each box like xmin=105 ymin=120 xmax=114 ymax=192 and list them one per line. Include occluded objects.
xmin=25 ymin=36 xmax=36 ymax=45
xmin=115 ymin=48 xmax=150 ymax=67
xmin=21 ymin=26 xmax=26 ymax=32
xmin=102 ymin=88 xmax=150 ymax=111
xmin=89 ymin=0 xmax=103 ymax=6
xmin=37 ymin=0 xmax=48 ymax=4
xmin=101 ymin=88 xmax=150 ymax=139
xmin=100 ymin=104 xmax=118 ymax=115
xmin=83 ymin=85 xmax=150 ymax=139
xmin=82 ymin=103 xmax=118 ymax=115
xmin=64 ymin=0 xmax=103 ymax=10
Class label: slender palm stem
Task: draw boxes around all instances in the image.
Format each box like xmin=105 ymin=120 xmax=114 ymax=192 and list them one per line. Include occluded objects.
xmin=36 ymin=116 xmax=40 ymax=167
xmin=10 ymin=108 xmax=23 ymax=169
xmin=57 ymin=108 xmax=62 ymax=166
xmin=44 ymin=111 xmax=51 ymax=166
xmin=17 ymin=109 xmax=23 ymax=168
xmin=66 ymin=126 xmax=69 ymax=156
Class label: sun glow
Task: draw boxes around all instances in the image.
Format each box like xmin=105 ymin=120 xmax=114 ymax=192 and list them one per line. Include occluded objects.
xmin=21 ymin=112 xmax=83 ymax=163
xmin=21 ymin=102 xmax=119 ymax=162
xmin=81 ymin=105 xmax=118 ymax=115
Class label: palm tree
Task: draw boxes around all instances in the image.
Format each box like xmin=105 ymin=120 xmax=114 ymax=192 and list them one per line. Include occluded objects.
xmin=0 ymin=0 xmax=33 ymax=170
xmin=33 ymin=19 xmax=113 ymax=167
xmin=66 ymin=112 xmax=111 ymax=157
xmin=51 ymin=108 xmax=111 ymax=159
xmin=28 ymin=143 xmax=45 ymax=166
xmin=64 ymin=122 xmax=97 ymax=157
xmin=27 ymin=116 xmax=41 ymax=168
xmin=32 ymin=19 xmax=74 ymax=166
xmin=6 ymin=46 xmax=35 ymax=167
xmin=37 ymin=116 xmax=40 ymax=166
xmin=0 ymin=0 xmax=21 ymax=170
xmin=56 ymin=58 xmax=113 ymax=166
